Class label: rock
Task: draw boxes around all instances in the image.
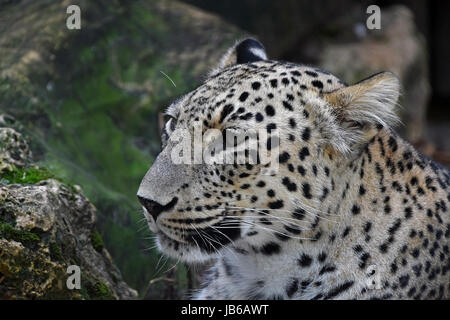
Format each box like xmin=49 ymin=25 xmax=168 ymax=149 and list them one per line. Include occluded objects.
xmin=0 ymin=127 xmax=32 ymax=173
xmin=0 ymin=125 xmax=137 ymax=299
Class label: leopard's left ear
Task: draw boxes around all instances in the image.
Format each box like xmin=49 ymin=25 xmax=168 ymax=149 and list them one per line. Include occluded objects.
xmin=211 ymin=38 xmax=267 ymax=76
xmin=319 ymin=72 xmax=401 ymax=155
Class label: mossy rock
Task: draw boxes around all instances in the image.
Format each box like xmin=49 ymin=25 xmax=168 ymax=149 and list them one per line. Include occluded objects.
xmin=90 ymin=229 xmax=104 ymax=253
xmin=0 ymin=127 xmax=32 ymax=174
xmin=0 ymin=221 xmax=40 ymax=247
xmin=0 ymin=175 xmax=137 ymax=299
xmin=80 ymin=274 xmax=116 ymax=300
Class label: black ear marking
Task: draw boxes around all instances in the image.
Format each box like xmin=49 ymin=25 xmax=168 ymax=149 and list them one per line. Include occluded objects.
xmin=209 ymin=38 xmax=268 ymax=77
xmin=236 ymin=38 xmax=267 ymax=64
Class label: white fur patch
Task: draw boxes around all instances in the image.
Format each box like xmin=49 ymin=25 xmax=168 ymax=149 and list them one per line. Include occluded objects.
xmin=249 ymin=47 xmax=267 ymax=60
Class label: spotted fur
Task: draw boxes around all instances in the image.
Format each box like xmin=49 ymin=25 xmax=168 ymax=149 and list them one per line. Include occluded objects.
xmin=137 ymin=38 xmax=450 ymax=300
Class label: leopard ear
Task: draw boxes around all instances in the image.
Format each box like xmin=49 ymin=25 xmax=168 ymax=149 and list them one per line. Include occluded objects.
xmin=320 ymin=72 xmax=401 ymax=154
xmin=324 ymin=72 xmax=401 ymax=128
xmin=211 ymin=38 xmax=267 ymax=76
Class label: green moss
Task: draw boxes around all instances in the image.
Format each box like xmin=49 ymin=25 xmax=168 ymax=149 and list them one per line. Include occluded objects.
xmin=80 ymin=273 xmax=115 ymax=300
xmin=0 ymin=166 xmax=54 ymax=184
xmin=49 ymin=241 xmax=64 ymax=262
xmin=0 ymin=165 xmax=79 ymax=196
xmin=90 ymin=280 xmax=115 ymax=300
xmin=0 ymin=221 xmax=40 ymax=247
xmin=90 ymin=230 xmax=104 ymax=252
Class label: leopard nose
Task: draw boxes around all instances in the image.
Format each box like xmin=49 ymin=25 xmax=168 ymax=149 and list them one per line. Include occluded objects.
xmin=137 ymin=196 xmax=178 ymax=221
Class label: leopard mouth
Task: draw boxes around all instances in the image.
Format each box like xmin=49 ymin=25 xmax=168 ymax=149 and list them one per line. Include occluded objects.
xmin=158 ymin=217 xmax=242 ymax=254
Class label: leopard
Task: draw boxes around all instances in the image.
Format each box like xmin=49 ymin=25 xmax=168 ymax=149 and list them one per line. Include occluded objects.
xmin=137 ymin=38 xmax=450 ymax=300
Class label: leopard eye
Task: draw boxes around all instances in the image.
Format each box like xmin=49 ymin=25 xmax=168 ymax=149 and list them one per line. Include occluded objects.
xmin=164 ymin=116 xmax=177 ymax=133
xmin=160 ymin=116 xmax=177 ymax=150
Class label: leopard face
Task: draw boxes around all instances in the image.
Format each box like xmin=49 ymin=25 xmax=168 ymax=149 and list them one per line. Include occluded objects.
xmin=137 ymin=38 xmax=400 ymax=263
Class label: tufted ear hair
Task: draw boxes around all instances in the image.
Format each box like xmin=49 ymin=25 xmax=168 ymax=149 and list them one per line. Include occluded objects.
xmin=324 ymin=72 xmax=400 ymax=128
xmin=320 ymin=72 xmax=401 ymax=154
xmin=211 ymin=38 xmax=267 ymax=76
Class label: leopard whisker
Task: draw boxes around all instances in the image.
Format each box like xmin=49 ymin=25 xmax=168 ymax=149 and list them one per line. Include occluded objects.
xmin=225 ymin=207 xmax=315 ymax=226
xmin=216 ymin=219 xmax=315 ymax=241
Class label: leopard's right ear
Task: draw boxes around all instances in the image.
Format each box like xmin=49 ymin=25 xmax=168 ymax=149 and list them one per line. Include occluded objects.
xmin=210 ymin=38 xmax=267 ymax=76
